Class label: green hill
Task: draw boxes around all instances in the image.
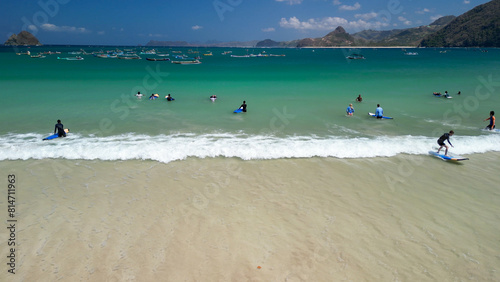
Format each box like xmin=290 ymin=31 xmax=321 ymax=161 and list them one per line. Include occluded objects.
xmin=420 ymin=0 xmax=500 ymax=47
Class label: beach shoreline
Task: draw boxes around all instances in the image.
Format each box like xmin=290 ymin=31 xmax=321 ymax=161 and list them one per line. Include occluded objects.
xmin=1 ymin=153 xmax=499 ymax=281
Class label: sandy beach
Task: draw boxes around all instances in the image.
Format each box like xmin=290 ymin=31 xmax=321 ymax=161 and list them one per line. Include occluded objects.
xmin=1 ymin=153 xmax=499 ymax=281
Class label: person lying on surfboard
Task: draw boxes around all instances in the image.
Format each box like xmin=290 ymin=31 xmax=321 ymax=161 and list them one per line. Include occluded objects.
xmin=437 ymin=130 xmax=454 ymax=156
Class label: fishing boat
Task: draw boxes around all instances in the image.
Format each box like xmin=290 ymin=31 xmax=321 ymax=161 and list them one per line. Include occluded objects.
xmin=118 ymin=55 xmax=141 ymax=59
xmin=171 ymin=60 xmax=201 ymax=64
xmin=146 ymin=57 xmax=170 ymax=61
xmin=346 ymin=54 xmax=365 ymax=59
xmin=30 ymin=54 xmax=46 ymax=58
xmin=57 ymin=56 xmax=84 ymax=60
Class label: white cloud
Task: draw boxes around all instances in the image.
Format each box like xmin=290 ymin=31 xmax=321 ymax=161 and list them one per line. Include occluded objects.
xmin=27 ymin=25 xmax=38 ymax=32
xmin=262 ymin=27 xmax=276 ymax=32
xmin=333 ymin=0 xmax=342 ymax=5
xmin=415 ymin=8 xmax=431 ymax=14
xmin=275 ymin=0 xmax=303 ymax=4
xmin=355 ymin=12 xmax=378 ymax=21
xmin=339 ymin=2 xmax=361 ymax=11
xmin=464 ymin=0 xmax=470 ymax=4
xmin=192 ymin=25 xmax=203 ymax=30
xmin=398 ymin=16 xmax=412 ymax=26
xmin=41 ymin=23 xmax=90 ymax=33
xmin=97 ymin=31 xmax=105 ymax=35
xmin=279 ymin=16 xmax=389 ymax=32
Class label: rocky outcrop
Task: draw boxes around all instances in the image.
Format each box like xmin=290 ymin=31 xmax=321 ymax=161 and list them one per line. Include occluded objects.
xmin=4 ymin=31 xmax=42 ymax=46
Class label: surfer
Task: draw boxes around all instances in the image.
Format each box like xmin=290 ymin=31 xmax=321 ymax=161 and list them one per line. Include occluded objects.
xmin=210 ymin=95 xmax=217 ymax=102
xmin=166 ymin=94 xmax=174 ymax=101
xmin=135 ymin=91 xmax=143 ymax=98
xmin=346 ymin=104 xmax=354 ymax=116
xmin=375 ymin=104 xmax=383 ymax=119
xmin=54 ymin=120 xmax=66 ymax=137
xmin=484 ymin=111 xmax=495 ymax=130
xmin=239 ymin=101 xmax=247 ymax=112
xmin=437 ymin=130 xmax=454 ymax=156
xmin=444 ymin=91 xmax=450 ymax=98
xmin=355 ymin=94 xmax=362 ymax=102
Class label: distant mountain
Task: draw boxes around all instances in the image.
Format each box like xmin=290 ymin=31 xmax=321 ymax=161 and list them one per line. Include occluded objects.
xmin=256 ymin=39 xmax=280 ymax=47
xmin=353 ymin=16 xmax=455 ymax=46
xmin=255 ymin=16 xmax=455 ymax=48
xmin=420 ymin=0 xmax=500 ymax=47
xmin=296 ymin=26 xmax=364 ymax=47
xmin=4 ymin=31 xmax=41 ymax=46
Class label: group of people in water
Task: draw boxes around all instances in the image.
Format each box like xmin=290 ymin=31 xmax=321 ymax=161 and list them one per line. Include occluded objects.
xmin=52 ymin=92 xmax=495 ymax=157
xmin=346 ymin=94 xmax=496 ymax=156
xmin=134 ymin=91 xmax=247 ymax=112
xmin=346 ymin=95 xmax=385 ymax=119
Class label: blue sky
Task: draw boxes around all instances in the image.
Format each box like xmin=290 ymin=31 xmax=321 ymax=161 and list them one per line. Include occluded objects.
xmin=1 ymin=0 xmax=491 ymax=45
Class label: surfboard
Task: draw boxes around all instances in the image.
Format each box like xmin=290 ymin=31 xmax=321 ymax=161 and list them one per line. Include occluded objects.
xmin=234 ymin=108 xmax=243 ymax=113
xmin=428 ymin=151 xmax=469 ymax=161
xmin=368 ymin=112 xmax=393 ymax=119
xmin=43 ymin=129 xmax=69 ymax=140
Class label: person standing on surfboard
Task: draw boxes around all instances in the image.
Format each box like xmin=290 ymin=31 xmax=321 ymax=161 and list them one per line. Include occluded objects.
xmin=239 ymin=101 xmax=247 ymax=112
xmin=375 ymin=104 xmax=383 ymax=119
xmin=484 ymin=111 xmax=495 ymax=130
xmin=54 ymin=120 xmax=66 ymax=137
xmin=437 ymin=130 xmax=454 ymax=156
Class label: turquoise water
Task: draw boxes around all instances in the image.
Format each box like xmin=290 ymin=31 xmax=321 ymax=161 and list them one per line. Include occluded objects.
xmin=1 ymin=46 xmax=499 ymax=162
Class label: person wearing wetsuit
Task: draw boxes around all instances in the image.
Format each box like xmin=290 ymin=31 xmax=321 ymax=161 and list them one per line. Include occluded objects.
xmin=54 ymin=120 xmax=66 ymax=137
xmin=484 ymin=111 xmax=495 ymax=130
xmin=437 ymin=130 xmax=454 ymax=156
xmin=375 ymin=104 xmax=383 ymax=119
xmin=240 ymin=101 xmax=247 ymax=112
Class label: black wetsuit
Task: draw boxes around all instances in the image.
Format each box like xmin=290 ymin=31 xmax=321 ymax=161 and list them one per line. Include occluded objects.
xmin=240 ymin=103 xmax=247 ymax=112
xmin=55 ymin=123 xmax=66 ymax=137
xmin=437 ymin=133 xmax=451 ymax=146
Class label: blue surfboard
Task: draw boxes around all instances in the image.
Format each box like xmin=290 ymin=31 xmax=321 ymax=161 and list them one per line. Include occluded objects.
xmin=234 ymin=108 xmax=243 ymax=113
xmin=428 ymin=151 xmax=469 ymax=161
xmin=43 ymin=129 xmax=69 ymax=140
xmin=43 ymin=134 xmax=60 ymax=140
xmin=368 ymin=112 xmax=393 ymax=119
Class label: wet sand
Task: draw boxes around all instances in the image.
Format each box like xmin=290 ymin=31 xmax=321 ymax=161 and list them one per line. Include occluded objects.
xmin=1 ymin=153 xmax=499 ymax=281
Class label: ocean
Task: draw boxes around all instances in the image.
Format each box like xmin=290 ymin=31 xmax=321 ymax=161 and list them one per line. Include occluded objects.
xmin=0 ymin=45 xmax=499 ymax=281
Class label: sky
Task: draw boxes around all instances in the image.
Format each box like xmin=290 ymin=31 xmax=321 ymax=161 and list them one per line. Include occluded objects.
xmin=0 ymin=0 xmax=492 ymax=45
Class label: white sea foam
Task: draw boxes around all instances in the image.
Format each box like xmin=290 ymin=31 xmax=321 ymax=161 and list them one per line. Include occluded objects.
xmin=1 ymin=132 xmax=499 ymax=163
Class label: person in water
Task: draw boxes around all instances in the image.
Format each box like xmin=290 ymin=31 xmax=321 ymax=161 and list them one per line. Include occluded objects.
xmin=210 ymin=95 xmax=217 ymax=102
xmin=444 ymin=91 xmax=450 ymax=98
xmin=346 ymin=104 xmax=354 ymax=116
xmin=135 ymin=91 xmax=143 ymax=98
xmin=166 ymin=94 xmax=174 ymax=101
xmin=375 ymin=104 xmax=383 ymax=119
xmin=54 ymin=119 xmax=66 ymax=137
xmin=239 ymin=101 xmax=247 ymax=112
xmin=149 ymin=94 xmax=156 ymax=100
xmin=355 ymin=94 xmax=362 ymax=102
xmin=484 ymin=111 xmax=495 ymax=130
xmin=437 ymin=130 xmax=454 ymax=156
